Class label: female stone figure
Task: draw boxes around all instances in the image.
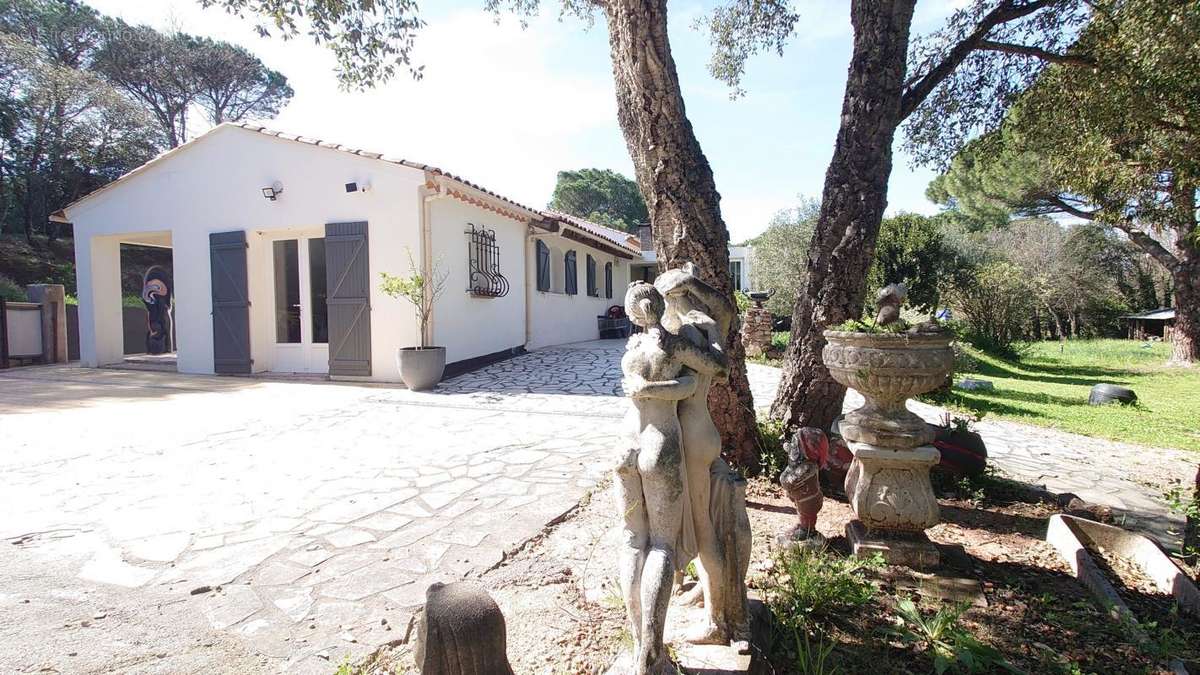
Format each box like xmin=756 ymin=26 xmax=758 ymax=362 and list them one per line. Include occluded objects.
xmin=653 ymin=265 xmax=743 ymax=643
xmin=615 ymin=280 xmax=728 ymax=674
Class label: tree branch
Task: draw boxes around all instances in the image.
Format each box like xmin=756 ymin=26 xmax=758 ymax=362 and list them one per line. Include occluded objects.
xmin=900 ymin=0 xmax=1055 ymax=120
xmin=976 ymin=40 xmax=1094 ymax=66
xmin=1038 ymin=192 xmax=1178 ymax=270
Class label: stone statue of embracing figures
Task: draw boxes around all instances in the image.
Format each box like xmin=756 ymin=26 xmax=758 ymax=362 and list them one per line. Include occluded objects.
xmin=613 ymin=265 xmax=752 ymax=675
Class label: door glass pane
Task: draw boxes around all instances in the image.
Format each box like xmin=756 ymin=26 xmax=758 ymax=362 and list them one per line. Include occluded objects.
xmin=309 ymin=238 xmax=328 ymax=344
xmin=729 ymin=261 xmax=742 ymax=291
xmin=273 ymin=240 xmax=301 ymax=343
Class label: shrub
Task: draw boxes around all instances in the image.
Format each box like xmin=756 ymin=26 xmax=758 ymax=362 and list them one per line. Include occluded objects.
xmin=888 ymin=597 xmax=1015 ymax=674
xmin=756 ymin=418 xmax=788 ymax=480
xmin=765 ymin=546 xmax=882 ymax=631
xmin=734 ymin=289 xmax=751 ymax=314
xmin=0 ymin=275 xmax=25 ymax=302
xmin=946 ymin=262 xmax=1032 ymax=357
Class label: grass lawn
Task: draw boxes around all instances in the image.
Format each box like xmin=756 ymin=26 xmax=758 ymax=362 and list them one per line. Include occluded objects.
xmin=924 ymin=339 xmax=1200 ymax=452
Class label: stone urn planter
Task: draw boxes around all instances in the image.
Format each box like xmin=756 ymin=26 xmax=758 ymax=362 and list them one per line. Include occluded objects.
xmin=822 ymin=329 xmax=954 ymax=568
xmin=397 ymin=346 xmax=446 ymax=391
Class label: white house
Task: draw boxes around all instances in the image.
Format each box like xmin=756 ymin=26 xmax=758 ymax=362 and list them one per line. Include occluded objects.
xmin=631 ymin=226 xmax=755 ymax=293
xmin=54 ymin=123 xmax=640 ymax=381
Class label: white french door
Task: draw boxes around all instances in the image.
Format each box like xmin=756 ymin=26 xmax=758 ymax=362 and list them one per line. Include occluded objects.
xmin=270 ymin=234 xmax=329 ymax=374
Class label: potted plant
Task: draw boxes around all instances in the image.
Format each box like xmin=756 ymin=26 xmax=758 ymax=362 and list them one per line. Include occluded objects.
xmin=380 ymin=252 xmax=448 ymax=391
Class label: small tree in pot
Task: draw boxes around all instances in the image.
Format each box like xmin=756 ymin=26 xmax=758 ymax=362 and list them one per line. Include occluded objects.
xmin=380 ymin=251 xmax=448 ymax=390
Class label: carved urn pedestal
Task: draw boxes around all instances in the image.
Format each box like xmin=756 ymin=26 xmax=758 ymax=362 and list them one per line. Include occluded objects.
xmin=822 ymin=329 xmax=954 ymax=569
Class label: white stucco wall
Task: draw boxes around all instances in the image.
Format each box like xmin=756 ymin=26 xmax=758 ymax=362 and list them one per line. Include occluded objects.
xmin=527 ymin=233 xmax=631 ymax=350
xmin=428 ymin=197 xmax=528 ymax=364
xmin=728 ymin=245 xmax=753 ymax=293
xmin=66 ymin=125 xmax=424 ymax=379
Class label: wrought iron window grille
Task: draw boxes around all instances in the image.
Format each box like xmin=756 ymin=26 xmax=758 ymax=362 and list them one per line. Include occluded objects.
xmin=466 ymin=224 xmax=510 ymax=298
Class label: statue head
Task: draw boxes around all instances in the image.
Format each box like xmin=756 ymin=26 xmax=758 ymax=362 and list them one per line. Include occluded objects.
xmin=625 ymin=281 xmax=665 ymax=328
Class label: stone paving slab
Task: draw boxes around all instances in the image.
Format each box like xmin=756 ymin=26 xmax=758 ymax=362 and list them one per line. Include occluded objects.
xmin=2 ymin=344 xmax=1191 ymax=672
xmin=747 ymin=363 xmax=1194 ymax=550
xmin=0 ymin=342 xmax=626 ymax=674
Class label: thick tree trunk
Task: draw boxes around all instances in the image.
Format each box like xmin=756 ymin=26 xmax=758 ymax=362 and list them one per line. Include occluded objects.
xmin=770 ymin=0 xmax=917 ymax=433
xmin=603 ymin=0 xmax=759 ymax=466
xmin=1168 ymin=185 xmax=1198 ymax=365
xmin=1170 ymin=254 xmax=1199 ymax=364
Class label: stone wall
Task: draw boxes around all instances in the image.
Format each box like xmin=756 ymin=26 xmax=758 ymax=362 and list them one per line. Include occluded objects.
xmin=741 ymin=306 xmax=773 ymax=358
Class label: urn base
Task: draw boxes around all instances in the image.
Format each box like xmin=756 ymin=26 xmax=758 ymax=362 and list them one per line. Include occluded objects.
xmin=846 ymin=520 xmax=939 ymax=569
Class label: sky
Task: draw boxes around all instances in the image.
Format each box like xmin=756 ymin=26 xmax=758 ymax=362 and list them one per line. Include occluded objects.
xmin=84 ymin=0 xmax=966 ymax=243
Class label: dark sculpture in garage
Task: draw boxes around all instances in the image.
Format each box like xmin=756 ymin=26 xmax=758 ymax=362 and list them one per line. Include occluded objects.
xmin=142 ymin=266 xmax=172 ymax=354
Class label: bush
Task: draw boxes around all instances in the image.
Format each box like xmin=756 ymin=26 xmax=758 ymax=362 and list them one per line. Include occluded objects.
xmin=0 ymin=275 xmax=25 ymax=302
xmin=765 ymin=546 xmax=882 ymax=631
xmin=946 ymin=262 xmax=1033 ymax=357
xmin=756 ymin=418 xmax=788 ymax=480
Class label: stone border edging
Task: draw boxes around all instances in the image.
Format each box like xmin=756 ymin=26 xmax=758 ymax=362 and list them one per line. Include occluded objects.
xmin=1046 ymin=514 xmax=1199 ymax=673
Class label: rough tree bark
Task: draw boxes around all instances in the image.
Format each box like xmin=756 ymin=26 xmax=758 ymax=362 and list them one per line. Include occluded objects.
xmin=769 ymin=0 xmax=917 ymax=432
xmin=1168 ymin=183 xmax=1198 ymax=365
xmin=602 ymin=0 xmax=759 ymax=466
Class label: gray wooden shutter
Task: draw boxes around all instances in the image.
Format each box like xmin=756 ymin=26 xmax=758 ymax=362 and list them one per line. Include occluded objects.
xmin=586 ymin=255 xmax=597 ymax=296
xmin=565 ymin=251 xmax=577 ymax=295
xmin=325 ymin=221 xmax=372 ymax=377
xmin=209 ymin=230 xmax=251 ymax=374
xmin=605 ymin=262 xmax=613 ymax=299
xmin=536 ymin=240 xmax=550 ymax=292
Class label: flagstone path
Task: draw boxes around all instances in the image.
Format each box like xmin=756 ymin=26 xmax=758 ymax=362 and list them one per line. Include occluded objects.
xmin=0 ymin=342 xmax=626 ymax=674
xmin=0 ymin=345 xmax=1190 ymax=674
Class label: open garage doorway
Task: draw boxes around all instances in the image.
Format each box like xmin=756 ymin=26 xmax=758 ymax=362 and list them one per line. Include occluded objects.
xmin=118 ymin=238 xmax=176 ymax=371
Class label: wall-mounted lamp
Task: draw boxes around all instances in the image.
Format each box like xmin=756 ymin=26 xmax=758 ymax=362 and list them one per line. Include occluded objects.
xmin=261 ymin=181 xmax=284 ymax=201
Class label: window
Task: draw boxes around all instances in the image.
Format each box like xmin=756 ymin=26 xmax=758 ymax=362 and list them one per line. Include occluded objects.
xmin=605 ymin=262 xmax=613 ymax=299
xmin=308 ymin=238 xmax=328 ymax=343
xmin=564 ymin=251 xmax=578 ymax=295
xmin=535 ymin=240 xmax=551 ymax=292
xmin=729 ymin=260 xmax=743 ymax=292
xmin=273 ymin=239 xmax=301 ymax=343
xmin=586 ymin=255 xmax=598 ymax=297
xmin=467 ymin=224 xmax=509 ymax=297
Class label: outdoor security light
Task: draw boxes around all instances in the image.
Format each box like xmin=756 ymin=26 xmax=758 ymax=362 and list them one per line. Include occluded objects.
xmin=261 ymin=181 xmax=284 ymax=201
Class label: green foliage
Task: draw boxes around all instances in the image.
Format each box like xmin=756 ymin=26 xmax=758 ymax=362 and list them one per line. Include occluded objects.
xmin=925 ymin=340 xmax=1200 ymax=452
xmin=765 ymin=546 xmax=882 ymax=631
xmin=0 ymin=274 xmax=25 ymax=301
xmin=927 ymin=0 xmax=1200 ymax=359
xmin=200 ymin=0 xmax=427 ymax=90
xmin=944 ymin=262 xmax=1032 ymax=357
xmin=94 ymin=19 xmax=292 ymax=147
xmin=696 ymin=0 xmax=799 ymax=98
xmin=378 ymin=250 xmax=447 ymax=348
xmin=0 ymin=0 xmax=291 ymax=242
xmin=888 ymin=597 xmax=1016 ymax=675
xmin=869 ymin=213 xmax=953 ymax=313
xmin=788 ymin=628 xmax=838 ymax=675
xmin=734 ymin=290 xmax=750 ymax=314
xmin=746 ymin=199 xmax=817 ymax=316
xmin=547 ymin=168 xmax=648 ymax=234
xmin=755 ymin=417 xmax=787 ymax=480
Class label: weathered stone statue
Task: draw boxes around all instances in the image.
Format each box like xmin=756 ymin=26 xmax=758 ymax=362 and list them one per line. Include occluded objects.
xmin=614 ymin=279 xmax=731 ymax=674
xmin=653 ymin=266 xmax=750 ymax=645
xmin=778 ymin=427 xmax=827 ymax=550
xmin=413 ymin=581 xmax=514 ymax=675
